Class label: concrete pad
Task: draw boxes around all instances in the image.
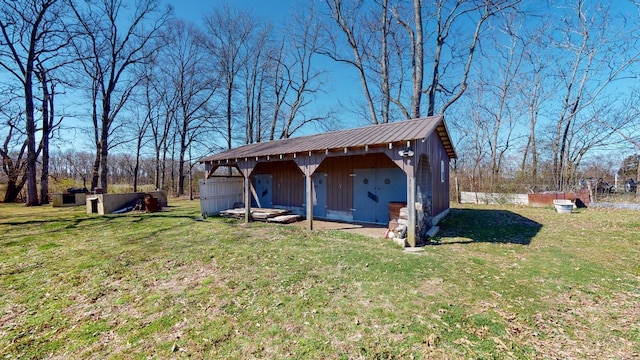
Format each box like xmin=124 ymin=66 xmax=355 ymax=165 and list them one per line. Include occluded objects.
xmin=292 ymin=219 xmax=388 ymax=239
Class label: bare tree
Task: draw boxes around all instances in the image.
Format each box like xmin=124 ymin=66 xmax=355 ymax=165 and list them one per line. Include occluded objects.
xmin=242 ymin=22 xmax=271 ymax=144
xmin=123 ymin=98 xmax=151 ymax=192
xmin=204 ymin=5 xmax=258 ymax=150
xmin=422 ymin=0 xmax=521 ymax=117
xmin=269 ymin=3 xmax=332 ymax=140
xmin=321 ymin=0 xmax=386 ymax=124
xmin=0 ymin=89 xmax=28 ymax=202
xmin=140 ymin=53 xmax=177 ymax=192
xmin=0 ymin=0 xmax=69 ymax=205
xmin=475 ymin=12 xmax=525 ymax=192
xmin=517 ymin=24 xmax=554 ymax=190
xmin=322 ymin=0 xmax=520 ymax=123
xmin=591 ymin=94 xmax=640 ymax=197
xmin=543 ymin=1 xmax=640 ymax=191
xmin=68 ymin=0 xmax=170 ymax=193
xmin=34 ymin=65 xmax=63 ymax=203
xmin=160 ymin=19 xmax=218 ymax=196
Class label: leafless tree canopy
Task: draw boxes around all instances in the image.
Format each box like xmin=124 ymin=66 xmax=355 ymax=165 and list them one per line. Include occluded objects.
xmin=2 ymin=0 xmax=640 ymax=200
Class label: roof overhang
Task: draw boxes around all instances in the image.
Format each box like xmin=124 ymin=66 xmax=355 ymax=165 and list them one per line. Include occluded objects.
xmin=199 ymin=115 xmax=457 ymax=164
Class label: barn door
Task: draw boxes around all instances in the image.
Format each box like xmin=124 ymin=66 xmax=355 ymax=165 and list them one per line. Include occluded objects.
xmin=353 ymin=169 xmax=379 ymax=222
xmin=353 ymin=168 xmax=407 ymax=223
xmin=313 ymin=173 xmax=327 ymax=218
xmin=253 ymin=174 xmax=273 ymax=208
xmin=375 ymin=167 xmax=407 ymax=222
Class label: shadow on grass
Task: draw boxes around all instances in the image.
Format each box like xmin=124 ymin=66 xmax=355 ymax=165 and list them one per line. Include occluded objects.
xmin=435 ymin=208 xmax=542 ymax=245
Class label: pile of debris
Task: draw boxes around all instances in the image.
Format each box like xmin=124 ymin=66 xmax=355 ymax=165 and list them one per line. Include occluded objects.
xmin=386 ymin=204 xmax=409 ymax=247
xmin=220 ymin=206 xmax=301 ymax=223
xmin=111 ymin=193 xmax=161 ymax=214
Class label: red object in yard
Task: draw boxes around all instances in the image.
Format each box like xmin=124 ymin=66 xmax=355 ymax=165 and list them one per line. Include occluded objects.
xmin=145 ymin=194 xmax=159 ymax=212
xmin=528 ymin=188 xmax=590 ymax=207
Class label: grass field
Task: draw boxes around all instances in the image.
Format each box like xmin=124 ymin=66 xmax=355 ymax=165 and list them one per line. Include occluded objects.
xmin=0 ymin=200 xmax=638 ymax=359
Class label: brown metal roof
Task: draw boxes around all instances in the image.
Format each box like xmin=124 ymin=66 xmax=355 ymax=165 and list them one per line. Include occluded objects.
xmin=199 ymin=115 xmax=457 ymax=162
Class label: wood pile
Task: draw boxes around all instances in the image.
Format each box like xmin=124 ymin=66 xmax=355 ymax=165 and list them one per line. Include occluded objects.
xmin=219 ymin=207 xmax=301 ymax=223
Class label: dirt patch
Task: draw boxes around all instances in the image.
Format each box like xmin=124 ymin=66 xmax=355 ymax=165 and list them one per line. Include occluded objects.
xmin=417 ymin=277 xmax=447 ymax=297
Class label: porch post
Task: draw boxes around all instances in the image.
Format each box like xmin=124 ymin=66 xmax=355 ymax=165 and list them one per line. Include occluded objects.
xmin=383 ymin=141 xmax=417 ymax=247
xmin=238 ymin=159 xmax=256 ymax=225
xmin=407 ymin=175 xmax=416 ymax=247
xmin=306 ymin=174 xmax=313 ymax=231
xmin=244 ymin=176 xmax=251 ymax=224
xmin=294 ymin=152 xmax=325 ymax=231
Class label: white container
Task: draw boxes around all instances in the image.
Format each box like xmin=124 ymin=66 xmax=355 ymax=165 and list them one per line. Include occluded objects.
xmin=553 ymin=199 xmax=574 ymax=214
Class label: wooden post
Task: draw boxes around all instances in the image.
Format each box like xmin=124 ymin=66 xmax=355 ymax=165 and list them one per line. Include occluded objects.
xmin=244 ymin=174 xmax=251 ymax=224
xmin=237 ymin=159 xmax=256 ymax=225
xmin=293 ymin=152 xmax=324 ymax=231
xmin=306 ymin=174 xmax=313 ymax=230
xmin=407 ymin=175 xmax=416 ymax=247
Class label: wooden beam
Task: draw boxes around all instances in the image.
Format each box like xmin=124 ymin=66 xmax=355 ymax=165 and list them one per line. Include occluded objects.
xmin=250 ymin=183 xmax=261 ymax=208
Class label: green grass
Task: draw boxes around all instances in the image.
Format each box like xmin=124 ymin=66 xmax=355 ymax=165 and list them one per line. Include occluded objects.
xmin=0 ymin=201 xmax=638 ymax=359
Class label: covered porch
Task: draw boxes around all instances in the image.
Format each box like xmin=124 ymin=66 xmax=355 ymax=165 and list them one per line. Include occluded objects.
xmin=199 ymin=116 xmax=456 ymax=247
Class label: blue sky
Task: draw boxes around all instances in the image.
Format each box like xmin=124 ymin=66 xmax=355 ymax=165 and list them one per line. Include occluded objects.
xmin=167 ymin=0 xmax=295 ymax=25
xmin=166 ymin=0 xmax=359 ymax=127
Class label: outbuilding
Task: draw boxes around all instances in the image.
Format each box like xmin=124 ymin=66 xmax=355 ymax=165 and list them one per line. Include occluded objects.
xmin=199 ymin=115 xmax=457 ymax=247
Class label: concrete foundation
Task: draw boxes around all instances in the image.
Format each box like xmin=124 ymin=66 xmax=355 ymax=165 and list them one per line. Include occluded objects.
xmin=86 ymin=191 xmax=167 ymax=215
xmin=52 ymin=193 xmax=86 ymax=207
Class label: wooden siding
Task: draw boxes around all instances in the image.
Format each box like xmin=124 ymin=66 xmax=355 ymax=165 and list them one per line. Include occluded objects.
xmin=244 ymin=143 xmax=450 ymax=226
xmin=253 ymin=161 xmax=305 ymax=207
xmin=250 ymin=153 xmax=400 ymax=214
xmin=317 ymin=153 xmax=397 ymax=212
xmin=416 ymin=132 xmax=451 ymax=216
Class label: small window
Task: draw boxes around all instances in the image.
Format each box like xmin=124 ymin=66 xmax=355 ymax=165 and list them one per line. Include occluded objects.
xmin=441 ymin=160 xmax=445 ymax=182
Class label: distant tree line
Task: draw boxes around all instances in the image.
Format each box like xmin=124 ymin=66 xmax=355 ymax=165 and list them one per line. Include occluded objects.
xmin=42 ymin=150 xmax=203 ymax=196
xmin=2 ymin=0 xmax=640 ymax=204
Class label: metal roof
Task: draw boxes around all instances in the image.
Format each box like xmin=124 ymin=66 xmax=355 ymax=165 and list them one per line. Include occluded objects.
xmin=199 ymin=115 xmax=457 ymax=162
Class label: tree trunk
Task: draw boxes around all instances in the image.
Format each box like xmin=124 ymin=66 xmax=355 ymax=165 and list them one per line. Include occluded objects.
xmin=154 ymin=149 xmax=161 ymax=190
xmin=39 ymin=70 xmax=53 ymax=204
xmin=100 ymin=133 xmax=109 ymax=192
xmin=188 ymin=144 xmax=193 ymax=201
xmin=99 ymin=95 xmax=111 ymax=192
xmin=427 ymin=34 xmax=442 ymax=117
xmin=3 ymin=177 xmax=25 ymax=203
xmin=24 ymin=67 xmax=39 ymax=206
xmin=133 ymin=147 xmax=141 ymax=192
xmin=226 ymin=81 xmax=233 ymax=149
xmin=91 ymin=146 xmax=101 ymax=191
xmin=380 ymin=0 xmax=390 ymax=123
xmin=412 ymin=0 xmax=423 ymax=119
xmin=40 ymin=91 xmax=50 ymax=205
xmin=177 ymin=132 xmax=186 ymax=196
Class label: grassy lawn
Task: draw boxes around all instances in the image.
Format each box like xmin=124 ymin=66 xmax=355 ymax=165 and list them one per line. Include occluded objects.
xmin=1 ymin=200 xmax=638 ymax=359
